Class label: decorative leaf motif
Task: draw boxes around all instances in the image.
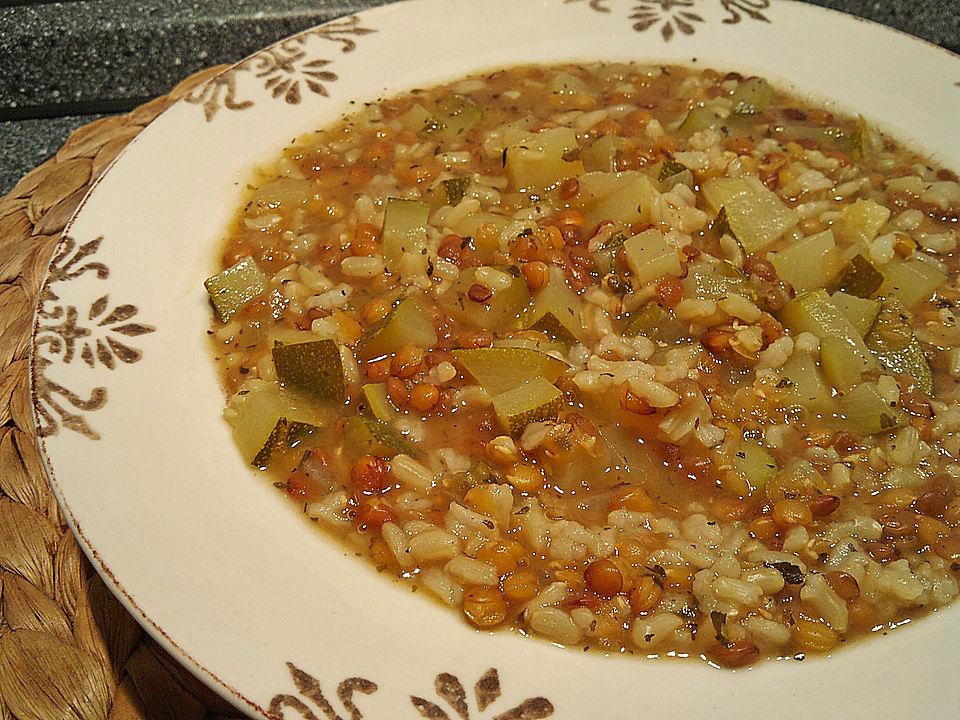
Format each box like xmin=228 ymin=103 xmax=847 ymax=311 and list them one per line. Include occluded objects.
xmin=720 ymin=0 xmax=771 ymax=23
xmin=493 ymin=698 xmax=555 ymax=720
xmin=105 ymin=337 xmax=142 ymax=364
xmin=266 ymin=666 xmax=552 ymax=720
xmin=110 ymin=322 xmax=155 ymax=337
xmin=95 ymin=340 xmax=114 ymax=369
xmin=412 ymin=697 xmax=451 ymax=720
xmin=577 ymin=0 xmax=769 ymax=39
xmin=268 ymin=663 xmax=377 ymax=720
xmin=410 ymin=670 xmax=553 ymax=720
xmin=34 ymin=236 xmax=154 ymax=439
xmin=186 ymin=15 xmax=376 ymax=121
xmin=88 ymin=295 xmax=108 ymax=320
xmin=475 ymin=669 xmax=500 ymax=712
xmin=98 ymin=303 xmax=138 ymax=326
xmin=436 ymin=673 xmax=469 ymax=720
xmin=33 ymin=357 xmax=107 ymax=440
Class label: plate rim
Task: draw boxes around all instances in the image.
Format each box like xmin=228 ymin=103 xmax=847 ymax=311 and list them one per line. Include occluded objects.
xmin=27 ymin=0 xmax=960 ymax=717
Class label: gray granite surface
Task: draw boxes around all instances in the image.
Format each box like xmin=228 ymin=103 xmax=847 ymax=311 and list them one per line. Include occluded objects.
xmin=1 ymin=0 xmax=957 ymax=196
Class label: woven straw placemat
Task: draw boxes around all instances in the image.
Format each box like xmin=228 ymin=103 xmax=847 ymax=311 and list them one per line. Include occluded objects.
xmin=0 ymin=65 xmax=255 ymax=720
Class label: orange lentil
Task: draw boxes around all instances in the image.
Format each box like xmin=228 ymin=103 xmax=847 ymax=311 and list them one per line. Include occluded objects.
xmin=355 ymin=498 xmax=396 ymax=531
xmin=462 ymin=586 xmax=507 ymax=628
xmin=365 ymin=359 xmax=391 ymax=382
xmin=409 ymin=383 xmax=439 ymax=412
xmin=391 ymin=342 xmax=425 ymax=378
xmin=351 ymin=456 xmax=387 ymax=495
xmin=584 ymin=559 xmax=624 ymax=597
xmin=522 ymin=261 xmax=550 ymax=291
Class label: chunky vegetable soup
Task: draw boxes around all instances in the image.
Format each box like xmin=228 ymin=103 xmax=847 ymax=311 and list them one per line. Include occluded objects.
xmin=206 ymin=62 xmax=960 ymax=666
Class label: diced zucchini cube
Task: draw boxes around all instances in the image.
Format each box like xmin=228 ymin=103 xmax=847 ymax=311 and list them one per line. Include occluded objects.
xmin=505 ymin=127 xmax=584 ymax=190
xmin=702 ymin=177 xmax=798 ymax=252
xmin=880 ymin=255 xmax=948 ymax=308
xmin=356 ymin=298 xmax=437 ymax=361
xmin=453 ymin=347 xmax=568 ymax=396
xmin=342 ymin=415 xmax=412 ymax=458
xmin=382 ymin=198 xmax=430 ymax=268
xmin=839 ymin=382 xmax=907 ymax=435
xmin=492 ymin=377 xmax=564 ymax=435
xmin=838 ymin=198 xmax=890 ymax=242
xmin=779 ymin=290 xmax=878 ymax=390
xmin=623 ymin=229 xmax=682 ymax=287
xmin=767 ymin=230 xmax=839 ymax=294
xmin=827 ymin=254 xmax=885 ymax=298
xmin=204 ymin=256 xmax=266 ymax=321
xmin=272 ymin=338 xmax=345 ymax=404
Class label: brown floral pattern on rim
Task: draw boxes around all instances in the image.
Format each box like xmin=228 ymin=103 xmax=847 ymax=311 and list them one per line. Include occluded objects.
xmin=565 ymin=0 xmax=771 ymax=39
xmin=184 ymin=15 xmax=377 ymax=121
xmin=267 ymin=665 xmax=554 ymax=720
xmin=34 ymin=236 xmax=155 ymax=440
xmin=411 ymin=669 xmax=554 ymax=720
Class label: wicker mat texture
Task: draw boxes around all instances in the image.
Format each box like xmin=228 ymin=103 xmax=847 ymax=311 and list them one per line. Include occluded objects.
xmin=0 ymin=66 xmax=253 ymax=720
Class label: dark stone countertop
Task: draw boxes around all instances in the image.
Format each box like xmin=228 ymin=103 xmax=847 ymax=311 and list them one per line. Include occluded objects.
xmin=1 ymin=0 xmax=957 ymax=195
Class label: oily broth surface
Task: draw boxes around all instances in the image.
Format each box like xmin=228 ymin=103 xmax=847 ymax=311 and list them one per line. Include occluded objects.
xmin=209 ymin=62 xmax=960 ymax=666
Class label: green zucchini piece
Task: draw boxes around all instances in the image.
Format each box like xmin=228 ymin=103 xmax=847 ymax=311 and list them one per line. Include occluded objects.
xmin=720 ymin=435 xmax=778 ymax=496
xmin=528 ymin=312 xmax=579 ymax=345
xmin=493 ymin=336 xmax=567 ymax=356
xmin=272 ymin=338 xmax=345 ymax=404
xmin=592 ymin=230 xmax=628 ymax=275
xmin=252 ymin=417 xmax=319 ymax=471
xmin=779 ymin=290 xmax=878 ymax=391
xmin=677 ymin=106 xmax=722 ymax=137
xmin=441 ymin=265 xmax=531 ymax=332
xmin=701 ymin=177 xmax=798 ymax=252
xmin=204 ymin=256 xmax=266 ymax=322
xmin=767 ymin=230 xmax=839 ymax=294
xmin=574 ymin=171 xmax=657 ymax=228
xmin=865 ymin=300 xmax=934 ymax=395
xmin=622 ymin=301 xmax=688 ymax=345
xmin=428 ymin=177 xmax=470 ymax=209
xmin=269 ymin=328 xmax=324 ymax=347
xmin=400 ymin=104 xmax=444 ymax=137
xmin=623 ymin=229 xmax=682 ymax=286
xmin=382 ymin=198 xmax=430 ymax=268
xmin=851 ymin=116 xmax=881 ymax=164
xmin=582 ymin=134 xmax=626 ymax=173
xmin=356 ymin=298 xmax=437 ymax=361
xmin=453 ymin=347 xmax=568 ymax=396
xmin=505 ymin=126 xmax=584 ymax=190
xmin=826 ymin=253 xmax=885 ymax=298
xmin=226 ymin=380 xmax=324 ymax=464
xmin=839 ymin=382 xmax=907 ymax=435
xmin=820 ymin=335 xmax=867 ymax=393
xmin=436 ymin=95 xmax=483 ymax=139
xmin=830 ymin=291 xmax=880 ymax=337
xmin=522 ymin=266 xmax=587 ymax=342
xmin=838 ymin=198 xmax=890 ymax=242
xmin=879 ymin=255 xmax=948 ymax=309
xmin=342 ymin=415 xmax=412 ymax=458
xmin=492 ymin=377 xmax=564 ymax=435
xmin=657 ymin=159 xmax=689 ymax=183
xmin=775 ymin=352 xmax=833 ymax=410
xmin=362 ymin=383 xmax=399 ymax=423
xmin=779 ymin=125 xmax=849 ymax=152
xmin=730 ymin=78 xmax=774 ymax=117
xmin=682 ymin=260 xmax=754 ymax=302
